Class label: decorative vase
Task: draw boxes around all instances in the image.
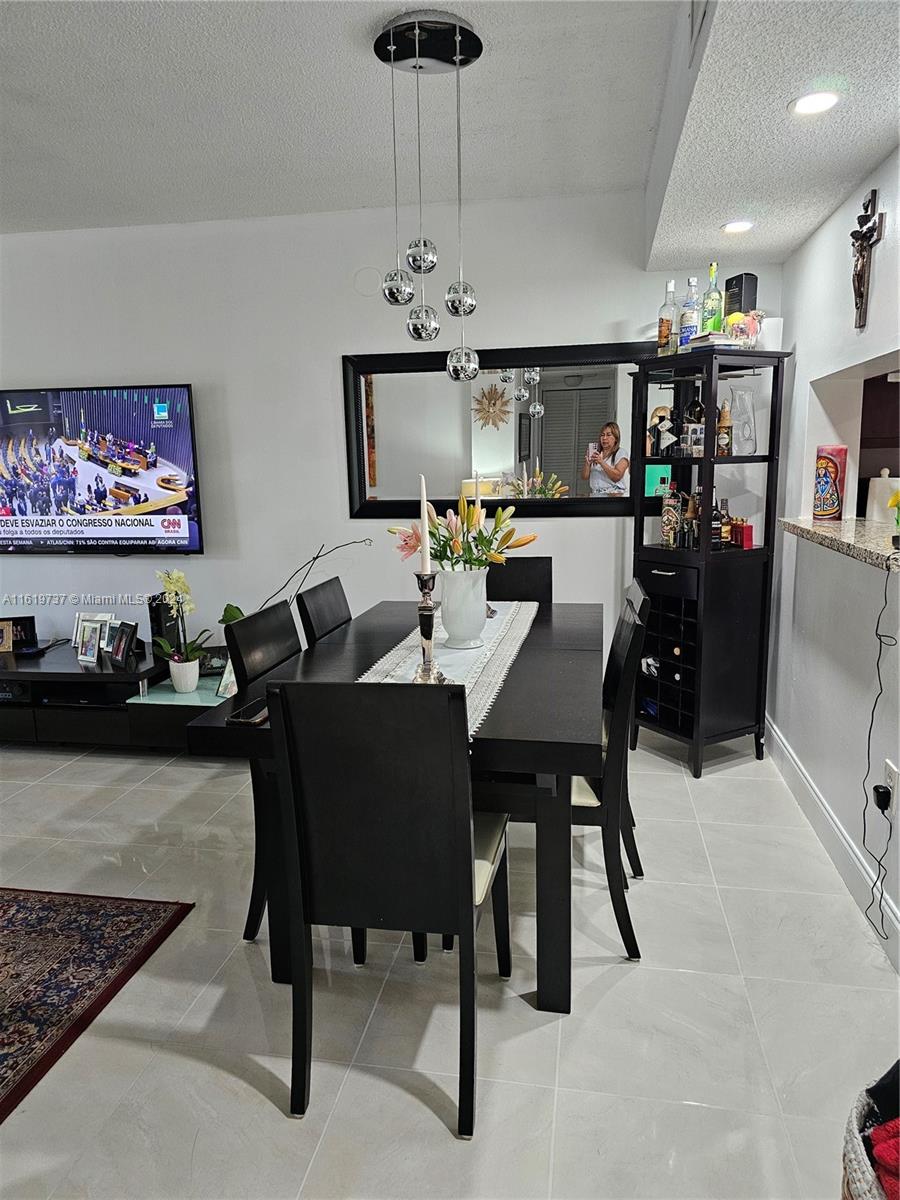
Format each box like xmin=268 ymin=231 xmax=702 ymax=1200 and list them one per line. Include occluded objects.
xmin=729 ymin=385 xmax=757 ymax=455
xmin=169 ymin=659 xmax=200 ymax=693
xmin=439 ymin=567 xmax=489 ymax=649
xmin=812 ymin=444 xmax=848 ymax=521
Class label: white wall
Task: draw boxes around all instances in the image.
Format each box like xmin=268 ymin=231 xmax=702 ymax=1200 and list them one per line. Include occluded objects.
xmin=0 ymin=190 xmax=781 ymax=654
xmin=771 ymin=146 xmax=900 ymax=962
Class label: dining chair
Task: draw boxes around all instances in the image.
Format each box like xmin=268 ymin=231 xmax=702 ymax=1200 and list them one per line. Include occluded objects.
xmin=267 ymin=680 xmax=511 ymax=1138
xmin=486 ymin=555 xmax=553 ymax=605
xmin=295 ymin=577 xmax=352 ymax=646
xmin=224 ymin=601 xmax=302 ymax=942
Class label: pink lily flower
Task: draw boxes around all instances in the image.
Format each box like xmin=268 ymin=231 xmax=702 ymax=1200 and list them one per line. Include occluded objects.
xmin=396 ymin=522 xmax=422 ymax=561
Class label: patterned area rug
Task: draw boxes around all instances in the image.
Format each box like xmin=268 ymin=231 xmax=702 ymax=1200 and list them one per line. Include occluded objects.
xmin=0 ymin=887 xmax=192 ymax=1122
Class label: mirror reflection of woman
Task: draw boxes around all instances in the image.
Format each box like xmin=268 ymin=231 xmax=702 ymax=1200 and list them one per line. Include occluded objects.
xmin=582 ymin=421 xmax=629 ymax=496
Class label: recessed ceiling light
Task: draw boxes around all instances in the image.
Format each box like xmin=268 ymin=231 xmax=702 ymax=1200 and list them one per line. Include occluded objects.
xmin=789 ymin=91 xmax=840 ymax=115
xmin=721 ymin=219 xmax=754 ymax=234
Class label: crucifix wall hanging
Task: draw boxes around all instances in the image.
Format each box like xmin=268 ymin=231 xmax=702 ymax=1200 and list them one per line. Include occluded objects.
xmin=850 ymin=189 xmax=885 ymax=329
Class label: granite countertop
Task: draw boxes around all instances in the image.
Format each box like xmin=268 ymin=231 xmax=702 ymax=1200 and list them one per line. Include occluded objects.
xmin=780 ymin=517 xmax=900 ymax=572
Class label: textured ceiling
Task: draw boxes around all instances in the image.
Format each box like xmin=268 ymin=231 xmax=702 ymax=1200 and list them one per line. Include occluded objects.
xmin=648 ymin=0 xmax=900 ymax=268
xmin=0 ymin=0 xmax=676 ymax=234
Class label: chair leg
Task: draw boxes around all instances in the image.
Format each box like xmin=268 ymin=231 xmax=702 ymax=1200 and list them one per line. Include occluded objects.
xmin=442 ymin=934 xmax=455 ymax=952
xmin=457 ymin=925 xmax=477 ymax=1138
xmin=351 ymin=927 xmax=367 ymax=966
xmin=243 ymin=766 xmax=268 ymax=941
xmin=602 ymin=825 xmax=640 ymax=960
xmin=621 ymin=821 xmax=644 ymax=879
xmin=289 ymin=922 xmax=314 ymax=1116
xmin=491 ymin=841 xmax=512 ymax=981
xmin=412 ymin=932 xmax=428 ymax=963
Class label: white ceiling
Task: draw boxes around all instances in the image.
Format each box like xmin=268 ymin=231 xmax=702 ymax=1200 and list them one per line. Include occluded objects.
xmin=647 ymin=0 xmax=900 ymax=268
xmin=0 ymin=0 xmax=676 ymax=234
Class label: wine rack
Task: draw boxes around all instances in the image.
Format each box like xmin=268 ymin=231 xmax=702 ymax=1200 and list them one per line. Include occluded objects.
xmin=630 ymin=347 xmax=790 ymax=776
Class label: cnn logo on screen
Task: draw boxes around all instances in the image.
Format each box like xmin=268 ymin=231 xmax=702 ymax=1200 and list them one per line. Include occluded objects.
xmin=161 ymin=517 xmax=183 ymax=533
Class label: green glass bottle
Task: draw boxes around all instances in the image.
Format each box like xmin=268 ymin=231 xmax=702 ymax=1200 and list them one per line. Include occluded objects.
xmin=701 ymin=261 xmax=724 ymax=333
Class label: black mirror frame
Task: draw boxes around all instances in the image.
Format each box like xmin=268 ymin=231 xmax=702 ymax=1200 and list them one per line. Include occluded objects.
xmin=344 ymin=340 xmax=657 ymax=519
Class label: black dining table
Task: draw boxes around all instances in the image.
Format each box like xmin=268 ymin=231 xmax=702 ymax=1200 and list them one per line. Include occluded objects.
xmin=187 ymin=600 xmax=605 ymax=1014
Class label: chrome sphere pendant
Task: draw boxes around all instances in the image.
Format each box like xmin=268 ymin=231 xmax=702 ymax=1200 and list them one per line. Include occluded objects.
xmin=447 ymin=346 xmax=479 ymax=381
xmin=406 ymin=304 xmax=441 ymax=341
xmin=514 ymin=386 xmax=529 ymax=403
xmin=406 ymin=238 xmax=438 ymax=274
xmin=524 ymin=367 xmax=541 ymax=386
xmin=445 ymin=280 xmax=477 ymax=317
xmin=529 ymin=398 xmax=545 ymax=418
xmin=382 ymin=268 xmax=416 ymax=305
xmin=499 ymin=369 xmax=514 ymax=384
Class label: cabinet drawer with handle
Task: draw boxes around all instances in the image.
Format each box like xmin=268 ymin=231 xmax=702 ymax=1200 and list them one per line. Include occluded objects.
xmin=636 ymin=562 xmax=699 ymax=600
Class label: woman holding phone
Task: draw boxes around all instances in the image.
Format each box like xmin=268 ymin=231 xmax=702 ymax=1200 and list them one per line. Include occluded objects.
xmin=582 ymin=421 xmax=630 ymax=496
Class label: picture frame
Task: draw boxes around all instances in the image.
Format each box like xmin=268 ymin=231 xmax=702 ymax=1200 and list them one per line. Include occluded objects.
xmin=0 ymin=620 xmax=13 ymax=654
xmin=10 ymin=615 xmax=38 ymax=650
xmin=77 ymin=619 xmax=103 ymax=664
xmin=110 ymin=621 xmax=138 ymax=667
xmin=216 ymin=656 xmax=238 ymax=699
xmin=104 ymin=620 xmax=121 ymax=653
xmin=72 ymin=611 xmax=114 ymax=648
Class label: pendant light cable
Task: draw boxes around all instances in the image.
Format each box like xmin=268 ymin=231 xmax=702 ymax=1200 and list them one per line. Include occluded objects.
xmin=388 ymin=29 xmax=401 ymax=272
xmin=455 ymin=23 xmax=465 ymax=344
xmin=413 ymin=21 xmax=425 ymax=307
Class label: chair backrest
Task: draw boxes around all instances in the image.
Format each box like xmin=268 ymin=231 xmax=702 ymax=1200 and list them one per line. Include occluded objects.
xmin=601 ymin=595 xmax=647 ymax=797
xmin=295 ymin=577 xmax=352 ymax=646
xmin=486 ymin=556 xmax=553 ymax=604
xmin=224 ymin=600 xmax=301 ymax=691
xmin=624 ymin=578 xmax=651 ymax=625
xmin=268 ymin=682 xmax=475 ymax=935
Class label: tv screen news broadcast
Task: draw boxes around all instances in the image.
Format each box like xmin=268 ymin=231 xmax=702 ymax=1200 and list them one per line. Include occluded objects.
xmin=0 ymin=385 xmax=202 ymax=554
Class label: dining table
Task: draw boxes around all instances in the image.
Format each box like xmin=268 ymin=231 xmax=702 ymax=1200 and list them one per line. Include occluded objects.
xmin=187 ymin=600 xmax=605 ymax=1014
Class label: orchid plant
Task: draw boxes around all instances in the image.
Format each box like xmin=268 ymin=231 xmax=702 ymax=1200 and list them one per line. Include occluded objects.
xmin=390 ymin=494 xmax=537 ymax=571
xmin=152 ymin=569 xmax=211 ymax=663
xmin=511 ymin=469 xmax=569 ymax=500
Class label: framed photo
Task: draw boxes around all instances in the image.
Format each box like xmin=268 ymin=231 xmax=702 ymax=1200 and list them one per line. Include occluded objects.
xmin=77 ymin=619 xmax=103 ymax=664
xmin=517 ymin=413 xmax=532 ymax=462
xmin=9 ymin=616 xmax=38 ymax=650
xmin=216 ymin=656 xmax=238 ymax=699
xmin=72 ymin=612 xmax=114 ymax=647
xmin=0 ymin=620 xmax=13 ymax=654
xmin=110 ymin=621 xmax=138 ymax=667
xmin=104 ymin=620 xmax=121 ymax=653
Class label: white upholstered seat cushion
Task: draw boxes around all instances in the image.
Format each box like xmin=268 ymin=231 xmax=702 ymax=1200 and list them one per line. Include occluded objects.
xmin=571 ymin=776 xmax=601 ymax=807
xmin=473 ymin=812 xmax=508 ymax=905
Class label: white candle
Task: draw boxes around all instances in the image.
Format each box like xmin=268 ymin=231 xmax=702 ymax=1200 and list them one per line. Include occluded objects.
xmin=521 ymin=462 xmax=527 ymax=493
xmin=419 ymin=474 xmax=430 ymax=573
xmin=536 ymin=456 xmax=540 ymax=476
xmin=474 ymin=471 xmax=481 ymax=515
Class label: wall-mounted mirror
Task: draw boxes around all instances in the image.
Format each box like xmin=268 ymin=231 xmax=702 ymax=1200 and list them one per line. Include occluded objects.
xmin=344 ymin=342 xmax=656 ymax=518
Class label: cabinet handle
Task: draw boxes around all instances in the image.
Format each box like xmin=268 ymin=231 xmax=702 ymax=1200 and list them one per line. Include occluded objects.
xmin=651 ymin=569 xmax=677 ymax=576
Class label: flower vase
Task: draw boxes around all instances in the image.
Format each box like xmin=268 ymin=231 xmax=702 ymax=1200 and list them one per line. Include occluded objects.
xmin=439 ymin=567 xmax=488 ymax=649
xmin=169 ymin=659 xmax=200 ymax=693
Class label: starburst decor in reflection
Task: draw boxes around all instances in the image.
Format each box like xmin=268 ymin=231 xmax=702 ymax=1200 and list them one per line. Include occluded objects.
xmin=472 ymin=383 xmax=512 ymax=430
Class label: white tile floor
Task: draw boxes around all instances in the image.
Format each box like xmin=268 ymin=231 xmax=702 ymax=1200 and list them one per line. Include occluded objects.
xmin=0 ymin=734 xmax=897 ymax=1200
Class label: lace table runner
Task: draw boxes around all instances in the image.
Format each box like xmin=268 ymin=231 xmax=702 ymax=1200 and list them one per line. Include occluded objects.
xmin=357 ymin=600 xmax=538 ymax=734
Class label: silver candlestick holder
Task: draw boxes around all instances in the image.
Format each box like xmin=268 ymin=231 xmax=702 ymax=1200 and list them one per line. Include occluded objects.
xmin=414 ymin=571 xmax=451 ymax=684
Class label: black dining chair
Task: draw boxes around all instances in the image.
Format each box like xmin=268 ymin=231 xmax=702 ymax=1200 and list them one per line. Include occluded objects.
xmin=267 ymin=681 xmax=511 ymax=1138
xmin=224 ymin=601 xmax=302 ymax=942
xmin=295 ymin=577 xmax=352 ymax=646
xmin=486 ymin=556 xmax=553 ymax=605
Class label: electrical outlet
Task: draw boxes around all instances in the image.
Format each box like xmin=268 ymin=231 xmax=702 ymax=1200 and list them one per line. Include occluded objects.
xmin=885 ymin=759 xmax=899 ymax=811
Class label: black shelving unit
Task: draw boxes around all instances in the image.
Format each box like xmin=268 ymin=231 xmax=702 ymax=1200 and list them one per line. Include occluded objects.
xmin=630 ymin=347 xmax=790 ymax=777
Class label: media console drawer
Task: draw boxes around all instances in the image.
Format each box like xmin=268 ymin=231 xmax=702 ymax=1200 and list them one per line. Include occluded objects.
xmin=35 ymin=707 xmax=130 ymax=745
xmin=636 ymin=562 xmax=699 ymax=600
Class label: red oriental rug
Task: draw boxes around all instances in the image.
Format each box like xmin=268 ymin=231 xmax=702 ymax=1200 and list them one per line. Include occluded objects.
xmin=0 ymin=887 xmax=192 ymax=1122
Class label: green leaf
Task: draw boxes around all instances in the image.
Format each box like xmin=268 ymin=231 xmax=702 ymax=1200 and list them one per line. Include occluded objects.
xmin=152 ymin=636 xmax=174 ymax=659
xmin=219 ymin=603 xmax=245 ymax=625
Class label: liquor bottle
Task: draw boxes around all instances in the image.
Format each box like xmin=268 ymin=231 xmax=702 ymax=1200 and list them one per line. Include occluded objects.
xmin=657 ymin=279 xmax=677 ymax=356
xmin=660 ymin=481 xmax=681 ymax=549
xmin=685 ymin=387 xmax=704 ymax=425
xmin=701 ymin=261 xmax=724 ymax=333
xmin=710 ymin=486 xmax=722 ymax=550
xmin=720 ymin=498 xmax=732 ymax=544
xmin=716 ymin=398 xmax=733 ymax=456
xmin=677 ymin=278 xmax=700 ymax=348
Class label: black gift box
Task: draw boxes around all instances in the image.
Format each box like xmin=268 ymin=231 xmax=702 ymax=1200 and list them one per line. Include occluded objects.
xmin=724 ymin=273 xmax=758 ymax=317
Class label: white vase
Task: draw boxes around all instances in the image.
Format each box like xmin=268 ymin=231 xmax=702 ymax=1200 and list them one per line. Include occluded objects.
xmin=169 ymin=659 xmax=200 ymax=693
xmin=440 ymin=567 xmax=488 ymax=649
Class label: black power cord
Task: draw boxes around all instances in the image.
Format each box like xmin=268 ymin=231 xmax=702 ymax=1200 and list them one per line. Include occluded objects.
xmin=861 ymin=562 xmax=898 ymax=941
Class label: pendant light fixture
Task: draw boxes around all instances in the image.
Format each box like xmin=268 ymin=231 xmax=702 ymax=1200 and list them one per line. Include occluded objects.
xmin=373 ymin=11 xmax=483 ymax=358
xmin=382 ymin=28 xmax=416 ymax=306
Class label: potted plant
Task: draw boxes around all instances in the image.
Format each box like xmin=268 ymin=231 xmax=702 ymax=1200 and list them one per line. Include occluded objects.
xmin=152 ymin=569 xmax=211 ymax=693
xmin=390 ymin=495 xmax=536 ymax=648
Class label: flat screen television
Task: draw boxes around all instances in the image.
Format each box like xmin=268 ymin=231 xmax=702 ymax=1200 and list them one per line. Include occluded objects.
xmin=0 ymin=385 xmax=203 ymax=554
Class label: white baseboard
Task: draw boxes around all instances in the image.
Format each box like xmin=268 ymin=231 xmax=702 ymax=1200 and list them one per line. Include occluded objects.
xmin=766 ymin=716 xmax=899 ymax=972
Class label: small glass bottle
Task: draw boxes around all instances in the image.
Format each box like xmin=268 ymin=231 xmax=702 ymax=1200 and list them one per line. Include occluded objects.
xmin=716 ymin=398 xmax=733 ymax=456
xmin=701 ymin=261 xmax=724 ymax=333
xmin=720 ymin=498 xmax=732 ymax=543
xmin=657 ymin=279 xmax=678 ymax=356
xmin=710 ymin=486 xmax=723 ymax=550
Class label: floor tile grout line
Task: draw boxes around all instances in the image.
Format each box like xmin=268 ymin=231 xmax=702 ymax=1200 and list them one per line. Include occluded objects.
xmin=295 ymin=939 xmax=406 ymax=1200
xmin=688 ymin=784 xmax=806 ymax=1195
xmin=546 ymin=999 xmax=562 ymax=1200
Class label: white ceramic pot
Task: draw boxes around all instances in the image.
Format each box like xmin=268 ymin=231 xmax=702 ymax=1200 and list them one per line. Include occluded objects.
xmin=440 ymin=567 xmax=488 ymax=649
xmin=169 ymin=658 xmax=200 ymax=693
